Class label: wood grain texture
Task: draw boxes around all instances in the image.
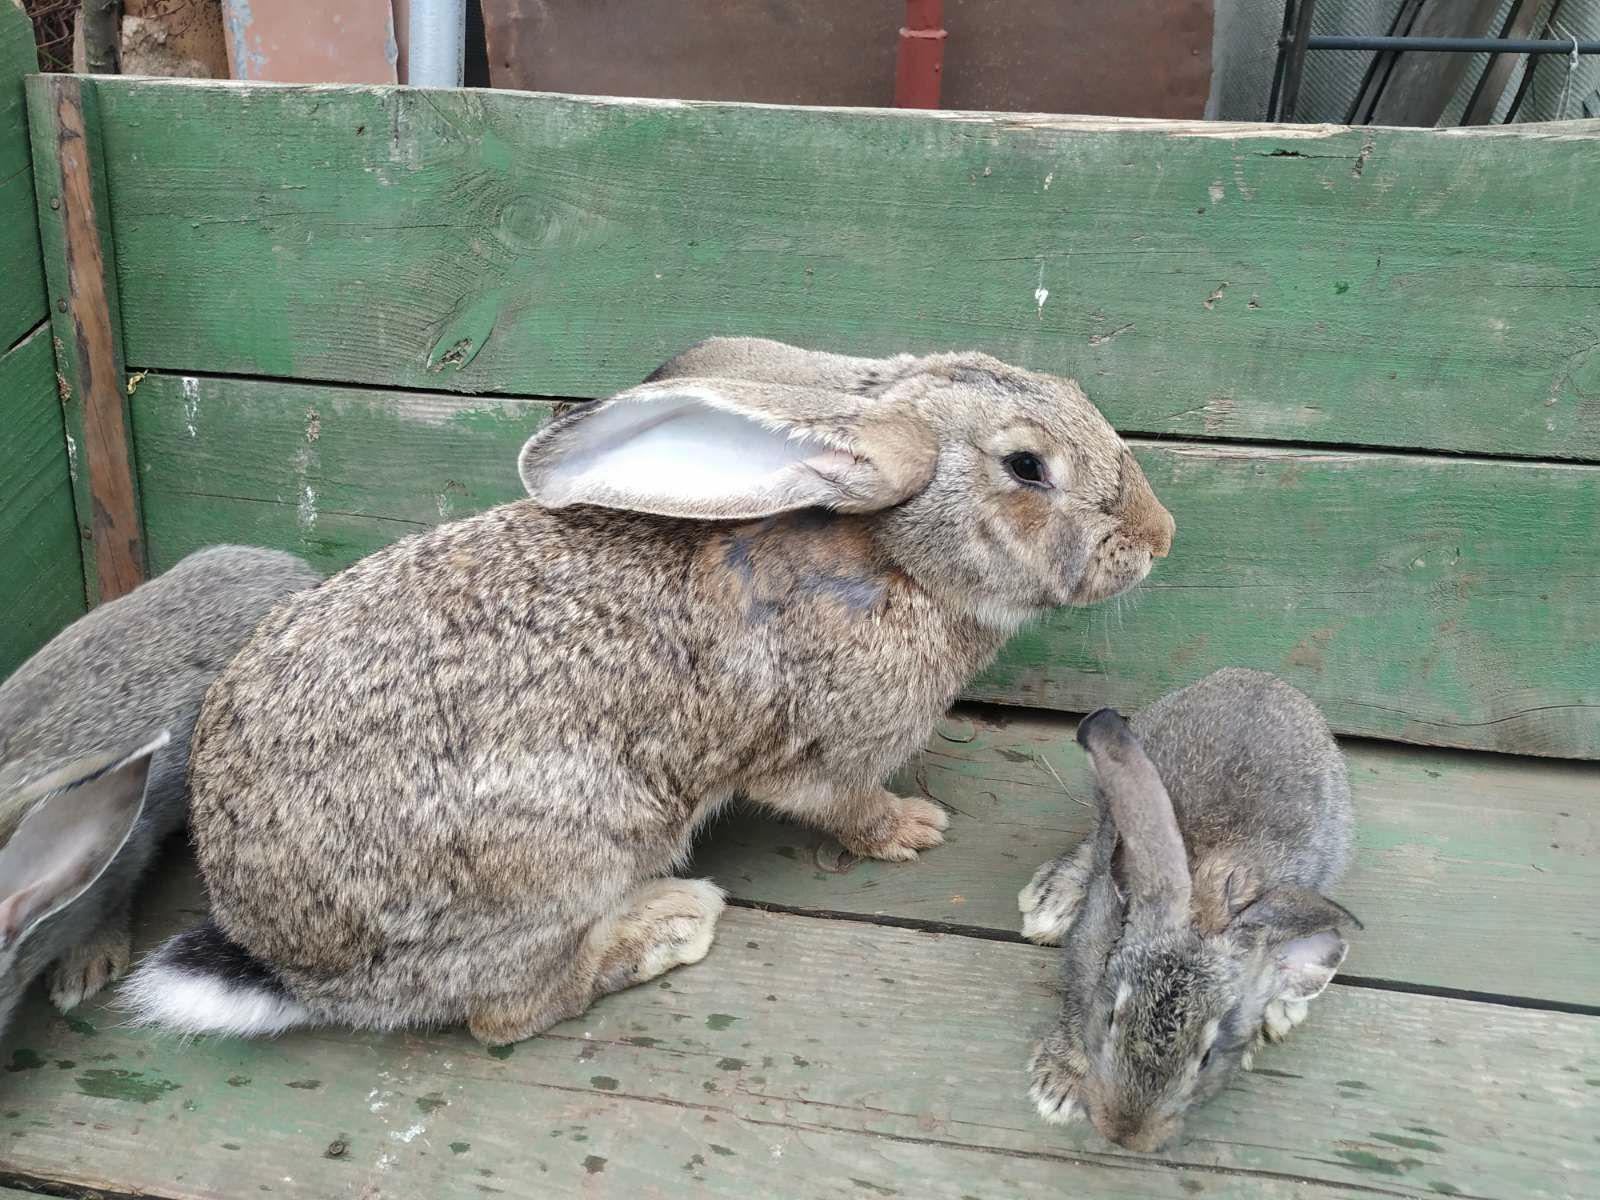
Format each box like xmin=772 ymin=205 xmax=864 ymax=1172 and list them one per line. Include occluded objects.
xmin=0 ymin=0 xmax=46 ymax=350
xmin=0 ymin=886 xmax=1594 ymax=1200
xmin=692 ymin=708 xmax=1600 ymax=1007
xmin=83 ymin=80 xmax=1600 ymax=461
xmin=27 ymin=74 xmax=145 ymax=604
xmin=131 ymin=373 xmax=553 ymax=576
xmin=0 ymin=326 xmax=85 ymax=679
xmin=129 ymin=374 xmax=1600 ymax=756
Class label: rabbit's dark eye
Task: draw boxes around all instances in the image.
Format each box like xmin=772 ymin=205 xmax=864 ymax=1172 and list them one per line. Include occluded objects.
xmin=1004 ymin=451 xmax=1049 ymax=487
xmin=1200 ymin=1047 xmax=1214 ymax=1071
xmin=1105 ymin=1011 xmax=1115 ymax=1033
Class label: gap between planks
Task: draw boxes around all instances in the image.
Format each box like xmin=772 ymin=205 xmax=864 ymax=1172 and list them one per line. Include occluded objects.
xmin=124 ymin=366 xmax=1600 ymax=471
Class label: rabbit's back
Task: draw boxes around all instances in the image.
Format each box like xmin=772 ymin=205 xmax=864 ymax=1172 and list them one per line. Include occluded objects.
xmin=1128 ymin=669 xmax=1353 ymax=898
xmin=0 ymin=546 xmax=321 ymax=801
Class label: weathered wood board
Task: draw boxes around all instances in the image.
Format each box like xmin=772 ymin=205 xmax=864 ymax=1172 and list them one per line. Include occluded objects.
xmin=0 ymin=898 xmax=1594 ymax=1200
xmin=0 ymin=0 xmax=45 ymax=351
xmin=0 ymin=327 xmax=84 ymax=679
xmin=27 ymin=75 xmax=146 ymax=603
xmin=693 ymin=708 xmax=1600 ymax=1008
xmin=83 ymin=81 xmax=1600 ymax=461
xmin=130 ymin=374 xmax=1600 ymax=757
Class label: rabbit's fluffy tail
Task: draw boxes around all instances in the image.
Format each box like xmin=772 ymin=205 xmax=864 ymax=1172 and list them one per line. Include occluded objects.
xmin=120 ymin=919 xmax=311 ymax=1037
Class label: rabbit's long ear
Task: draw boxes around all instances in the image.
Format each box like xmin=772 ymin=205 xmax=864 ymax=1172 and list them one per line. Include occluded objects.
xmin=519 ymin=379 xmax=936 ymax=520
xmin=1076 ymin=709 xmax=1191 ymax=926
xmin=1232 ymin=887 xmax=1360 ymax=1002
xmin=0 ymin=732 xmax=168 ymax=951
xmin=642 ymin=337 xmax=916 ymax=395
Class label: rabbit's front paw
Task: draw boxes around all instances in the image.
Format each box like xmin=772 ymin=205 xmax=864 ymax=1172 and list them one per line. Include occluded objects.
xmin=48 ymin=919 xmax=132 ymax=1012
xmin=845 ymin=794 xmax=949 ymax=863
xmin=1029 ymin=1028 xmax=1087 ymax=1125
xmin=1018 ymin=842 xmax=1094 ymax=945
xmin=1261 ymin=996 xmax=1310 ymax=1043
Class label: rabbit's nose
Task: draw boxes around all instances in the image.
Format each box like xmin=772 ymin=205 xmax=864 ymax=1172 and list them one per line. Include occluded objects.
xmin=1111 ymin=1124 xmax=1163 ymax=1154
xmin=1145 ymin=504 xmax=1175 ymax=559
xmin=1120 ymin=467 xmax=1174 ymax=559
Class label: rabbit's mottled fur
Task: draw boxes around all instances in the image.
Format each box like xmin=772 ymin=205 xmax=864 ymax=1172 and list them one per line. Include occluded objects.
xmin=124 ymin=338 xmax=1173 ymax=1045
xmin=0 ymin=547 xmax=319 ymax=1038
xmin=1020 ymin=669 xmax=1357 ymax=1151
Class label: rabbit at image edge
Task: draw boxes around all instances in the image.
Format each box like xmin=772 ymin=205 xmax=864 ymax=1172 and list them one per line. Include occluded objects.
xmin=0 ymin=546 xmax=321 ymax=1038
xmin=1019 ymin=668 xmax=1360 ymax=1152
xmin=123 ymin=336 xmax=1176 ymax=1047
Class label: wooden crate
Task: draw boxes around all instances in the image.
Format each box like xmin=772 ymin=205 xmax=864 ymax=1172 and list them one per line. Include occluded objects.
xmin=0 ymin=4 xmax=1595 ymax=1198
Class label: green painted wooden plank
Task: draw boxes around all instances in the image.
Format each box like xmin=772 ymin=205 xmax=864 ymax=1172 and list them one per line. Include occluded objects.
xmin=692 ymin=708 xmax=1600 ymax=1008
xmin=0 ymin=0 xmax=46 ymax=350
xmin=0 ymin=326 xmax=85 ymax=680
xmin=130 ymin=373 xmax=553 ymax=577
xmin=85 ymin=80 xmax=1600 ymax=461
xmin=980 ymin=443 xmax=1600 ymax=758
xmin=128 ymin=374 xmax=1600 ymax=757
xmin=0 ymin=879 xmax=1593 ymax=1200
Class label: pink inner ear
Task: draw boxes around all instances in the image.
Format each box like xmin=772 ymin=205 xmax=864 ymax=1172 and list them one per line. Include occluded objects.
xmin=0 ymin=881 xmax=43 ymax=948
xmin=1277 ymin=930 xmax=1348 ymax=1001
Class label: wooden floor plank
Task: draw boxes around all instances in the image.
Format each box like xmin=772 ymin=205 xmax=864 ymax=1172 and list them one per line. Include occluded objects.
xmin=0 ymin=899 xmax=1593 ymax=1200
xmin=692 ymin=708 xmax=1600 ymax=1008
xmin=129 ymin=374 xmax=1600 ymax=758
xmin=90 ymin=80 xmax=1600 ymax=461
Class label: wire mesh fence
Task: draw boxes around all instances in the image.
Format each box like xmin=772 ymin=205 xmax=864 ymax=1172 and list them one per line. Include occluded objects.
xmin=22 ymin=0 xmax=76 ymax=73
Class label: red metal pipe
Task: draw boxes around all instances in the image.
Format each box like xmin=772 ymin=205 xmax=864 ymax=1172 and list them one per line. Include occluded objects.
xmin=895 ymin=0 xmax=946 ymax=108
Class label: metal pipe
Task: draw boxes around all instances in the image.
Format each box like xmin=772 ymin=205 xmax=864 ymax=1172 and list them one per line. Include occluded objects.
xmin=1307 ymin=35 xmax=1600 ymax=53
xmin=408 ymin=0 xmax=466 ymax=87
xmin=895 ymin=0 xmax=946 ymax=109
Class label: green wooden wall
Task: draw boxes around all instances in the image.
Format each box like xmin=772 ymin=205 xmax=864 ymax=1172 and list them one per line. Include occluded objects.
xmin=0 ymin=4 xmax=83 ymax=678
xmin=37 ymin=78 xmax=1600 ymax=757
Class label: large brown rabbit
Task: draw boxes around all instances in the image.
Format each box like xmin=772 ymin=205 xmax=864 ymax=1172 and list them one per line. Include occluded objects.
xmin=123 ymin=338 xmax=1174 ymax=1045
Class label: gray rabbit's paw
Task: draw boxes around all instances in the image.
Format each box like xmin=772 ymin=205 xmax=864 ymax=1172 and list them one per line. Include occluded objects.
xmin=48 ymin=921 xmax=132 ymax=1012
xmin=1028 ymin=1029 xmax=1088 ymax=1125
xmin=1261 ymin=996 xmax=1310 ymax=1044
xmin=629 ymin=879 xmax=728 ymax=982
xmin=1018 ymin=844 xmax=1092 ymax=945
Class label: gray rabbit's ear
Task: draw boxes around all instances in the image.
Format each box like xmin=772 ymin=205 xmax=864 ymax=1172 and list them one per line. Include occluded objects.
xmin=641 ymin=337 xmax=916 ymax=395
xmin=1076 ymin=709 xmax=1191 ymax=926
xmin=1271 ymin=930 xmax=1348 ymax=1002
xmin=1231 ymin=887 xmax=1360 ymax=1002
xmin=519 ymin=379 xmax=936 ymax=521
xmin=0 ymin=732 xmax=168 ymax=951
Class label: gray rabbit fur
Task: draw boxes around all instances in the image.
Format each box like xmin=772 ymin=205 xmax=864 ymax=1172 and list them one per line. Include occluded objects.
xmin=123 ymin=337 xmax=1174 ymax=1046
xmin=0 ymin=546 xmax=320 ymax=1039
xmin=1018 ymin=668 xmax=1358 ymax=1151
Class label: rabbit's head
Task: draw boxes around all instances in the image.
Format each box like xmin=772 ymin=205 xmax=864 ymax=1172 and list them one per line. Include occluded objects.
xmin=0 ymin=734 xmax=167 ymax=980
xmin=1070 ymin=710 xmax=1356 ymax=1153
xmin=519 ymin=338 xmax=1173 ymax=630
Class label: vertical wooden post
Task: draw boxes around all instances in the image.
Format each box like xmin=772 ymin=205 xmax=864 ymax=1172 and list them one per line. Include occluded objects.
xmin=27 ymin=74 xmax=145 ymax=605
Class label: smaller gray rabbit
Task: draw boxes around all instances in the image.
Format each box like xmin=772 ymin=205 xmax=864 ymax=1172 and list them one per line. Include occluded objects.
xmin=1018 ymin=669 xmax=1358 ymax=1151
xmin=0 ymin=546 xmax=319 ymax=1037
